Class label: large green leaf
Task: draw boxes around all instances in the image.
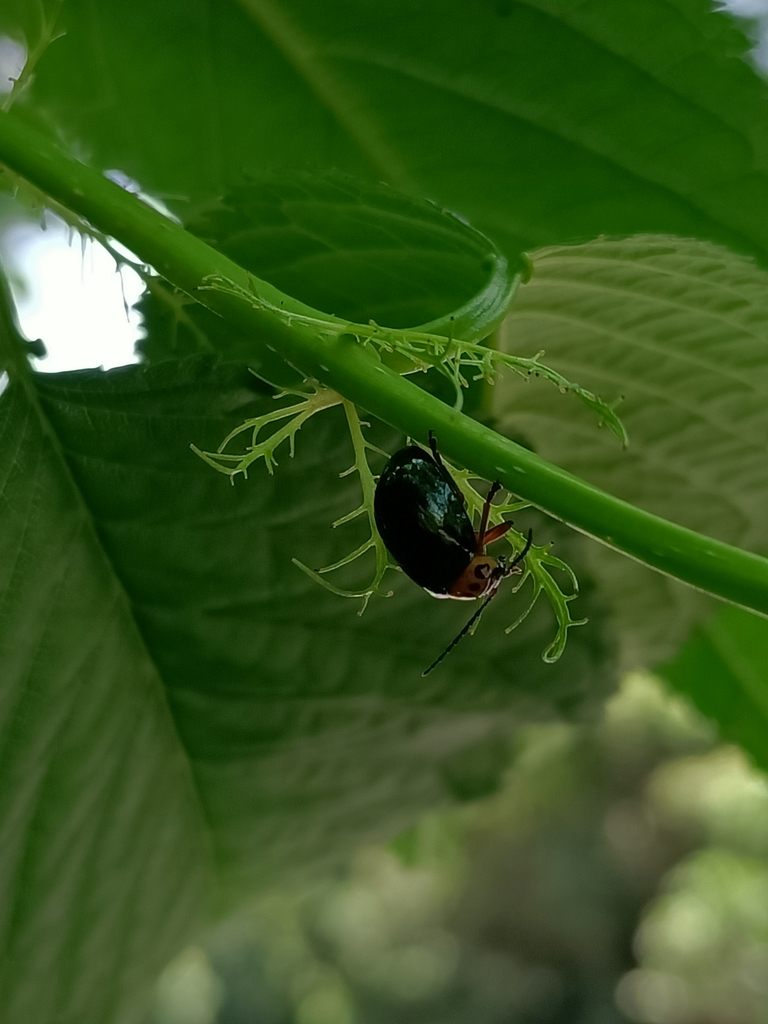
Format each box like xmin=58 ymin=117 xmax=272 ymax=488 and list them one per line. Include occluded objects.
xmin=0 ymin=345 xmax=615 ymax=1019
xmin=0 ymin=374 xmax=207 ymax=1022
xmin=495 ymin=235 xmax=768 ymax=668
xmin=3 ymin=0 xmax=768 ymax=258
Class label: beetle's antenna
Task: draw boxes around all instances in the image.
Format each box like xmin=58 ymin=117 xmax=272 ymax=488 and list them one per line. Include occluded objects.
xmin=422 ymin=592 xmax=497 ymax=677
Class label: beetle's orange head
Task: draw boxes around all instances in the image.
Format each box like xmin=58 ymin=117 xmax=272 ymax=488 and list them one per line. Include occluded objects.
xmin=448 ymin=555 xmax=500 ymax=599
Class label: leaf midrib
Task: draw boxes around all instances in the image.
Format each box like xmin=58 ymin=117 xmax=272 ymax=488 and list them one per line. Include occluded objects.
xmin=236 ymin=0 xmax=417 ymax=188
xmin=0 ymin=329 xmax=213 ymax=880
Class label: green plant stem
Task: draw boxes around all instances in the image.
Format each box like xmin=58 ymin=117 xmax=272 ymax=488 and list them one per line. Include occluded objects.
xmin=2 ymin=113 xmax=768 ymax=617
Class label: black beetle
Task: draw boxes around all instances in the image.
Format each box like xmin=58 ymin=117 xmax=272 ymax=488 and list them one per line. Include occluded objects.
xmin=374 ymin=431 xmax=532 ymax=673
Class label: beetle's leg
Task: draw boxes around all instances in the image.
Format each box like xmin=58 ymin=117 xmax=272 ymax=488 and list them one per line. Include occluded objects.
xmin=476 ymin=481 xmax=502 ymax=553
xmin=483 ymin=521 xmax=513 ymax=546
xmin=504 ymin=527 xmax=533 ymax=573
xmin=428 ymin=429 xmax=444 ymax=468
xmin=429 ymin=430 xmax=467 ymax=506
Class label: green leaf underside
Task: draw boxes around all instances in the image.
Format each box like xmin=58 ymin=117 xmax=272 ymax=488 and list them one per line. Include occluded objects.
xmin=5 ymin=0 xmax=768 ymax=261
xmin=659 ymin=605 xmax=768 ymax=774
xmin=496 ymin=235 xmax=768 ymax=668
xmin=0 ymin=376 xmax=207 ymax=1023
xmin=28 ymin=357 xmax=614 ymax=906
xmin=0 ymin=346 xmax=616 ymax=1021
